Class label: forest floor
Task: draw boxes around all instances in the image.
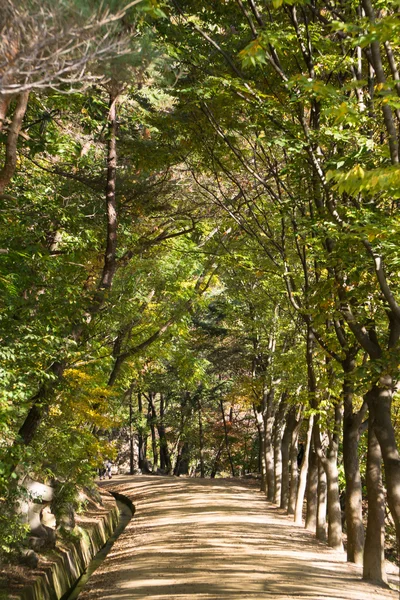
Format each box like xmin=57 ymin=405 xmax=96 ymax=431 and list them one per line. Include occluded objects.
xmin=77 ymin=475 xmax=399 ymax=600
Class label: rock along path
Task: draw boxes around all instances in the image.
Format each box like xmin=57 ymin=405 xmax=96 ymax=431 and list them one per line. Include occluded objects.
xmin=79 ymin=475 xmax=398 ymax=600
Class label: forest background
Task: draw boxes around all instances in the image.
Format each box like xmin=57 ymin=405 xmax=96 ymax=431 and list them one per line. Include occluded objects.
xmin=0 ymin=0 xmax=400 ymax=588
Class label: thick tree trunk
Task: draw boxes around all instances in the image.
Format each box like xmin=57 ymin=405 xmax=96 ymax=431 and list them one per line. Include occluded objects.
xmin=324 ymin=450 xmax=343 ymax=551
xmin=368 ymin=378 xmax=400 ymax=544
xmin=305 ymin=443 xmax=318 ymax=531
xmin=316 ymin=459 xmax=327 ymax=541
xmin=363 ymin=416 xmax=388 ymax=585
xmin=294 ymin=415 xmax=313 ymax=525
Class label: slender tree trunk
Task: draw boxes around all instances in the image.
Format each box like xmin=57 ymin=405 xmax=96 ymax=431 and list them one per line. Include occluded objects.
xmin=137 ymin=391 xmax=146 ymax=471
xmin=147 ymin=394 xmax=158 ymax=470
xmin=305 ymin=443 xmax=318 ymax=531
xmin=363 ymin=415 xmax=388 ymax=585
xmin=316 ymin=459 xmax=327 ymax=541
xmin=128 ymin=387 xmax=134 ymax=475
xmin=264 ymin=389 xmax=275 ymax=501
xmin=342 ymin=357 xmax=365 ymax=564
xmin=220 ymin=398 xmax=235 ymax=477
xmin=273 ymin=392 xmax=287 ymax=504
xmin=288 ymin=413 xmax=302 ymax=515
xmin=254 ymin=406 xmax=267 ymax=493
xmin=294 ymin=415 xmax=313 ymax=525
xmin=198 ymin=396 xmax=205 ymax=478
xmin=210 ymin=442 xmax=224 ymax=478
xmin=100 ymin=89 xmax=119 ymax=289
xmin=157 ymin=393 xmax=171 ymax=473
xmin=281 ymin=406 xmax=297 ymax=510
xmin=15 ymin=89 xmax=121 ymax=450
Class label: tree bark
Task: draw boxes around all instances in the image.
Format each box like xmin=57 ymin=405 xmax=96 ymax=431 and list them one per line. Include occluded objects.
xmin=198 ymin=395 xmax=205 ymax=478
xmin=305 ymin=442 xmax=318 ymax=531
xmin=156 ymin=393 xmax=172 ymax=473
xmin=363 ymin=414 xmax=388 ymax=585
xmin=147 ymin=393 xmax=158 ymax=470
xmin=273 ymin=391 xmax=288 ymax=504
xmin=137 ymin=391 xmax=147 ymax=472
xmin=342 ymin=359 xmax=366 ymax=564
xmin=294 ymin=415 xmax=313 ymax=525
xmin=0 ymin=91 xmax=29 ymax=194
xmin=366 ymin=379 xmax=400 ymax=547
xmin=264 ymin=389 xmax=275 ymax=501
xmin=281 ymin=406 xmax=298 ymax=510
xmin=15 ymin=89 xmax=120 ymax=451
xmin=316 ymin=459 xmax=327 ymax=541
xmin=288 ymin=411 xmax=302 ymax=515
xmin=100 ymin=90 xmax=119 ymax=288
xmin=254 ymin=404 xmax=267 ymax=493
xmin=220 ymin=397 xmax=235 ymax=477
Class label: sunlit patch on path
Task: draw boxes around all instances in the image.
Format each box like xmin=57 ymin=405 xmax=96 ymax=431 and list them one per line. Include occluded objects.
xmin=78 ymin=475 xmax=398 ymax=600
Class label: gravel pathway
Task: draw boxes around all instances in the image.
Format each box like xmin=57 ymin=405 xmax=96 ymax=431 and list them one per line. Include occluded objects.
xmin=78 ymin=475 xmax=398 ymax=600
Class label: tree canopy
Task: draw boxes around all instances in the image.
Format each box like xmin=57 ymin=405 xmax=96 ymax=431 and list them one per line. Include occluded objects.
xmin=1 ymin=0 xmax=399 ymax=587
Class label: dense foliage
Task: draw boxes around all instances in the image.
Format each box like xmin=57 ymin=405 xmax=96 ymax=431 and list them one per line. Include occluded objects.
xmin=0 ymin=0 xmax=399 ymax=587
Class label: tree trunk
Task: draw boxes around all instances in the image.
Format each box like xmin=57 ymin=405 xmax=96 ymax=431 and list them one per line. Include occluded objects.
xmin=305 ymin=443 xmax=318 ymax=531
xmin=147 ymin=394 xmax=158 ymax=470
xmin=210 ymin=442 xmax=224 ymax=478
xmin=0 ymin=90 xmax=29 ymax=194
xmin=14 ymin=89 xmax=120 ymax=451
xmin=368 ymin=378 xmax=400 ymax=544
xmin=128 ymin=387 xmax=134 ymax=475
xmin=316 ymin=459 xmax=327 ymax=541
xmin=174 ymin=442 xmax=189 ymax=476
xmin=273 ymin=391 xmax=287 ymax=504
xmin=0 ymin=93 xmax=12 ymax=132
xmin=198 ymin=396 xmax=205 ymax=478
xmin=137 ymin=392 xmax=147 ymax=472
xmin=264 ymin=389 xmax=275 ymax=501
xmin=220 ymin=398 xmax=235 ymax=476
xmin=363 ymin=415 xmax=388 ymax=585
xmin=342 ymin=357 xmax=365 ymax=564
xmin=294 ymin=415 xmax=313 ymax=525
xmin=157 ymin=393 xmax=171 ymax=473
xmin=254 ymin=405 xmax=267 ymax=493
xmin=324 ymin=450 xmax=343 ymax=551
xmin=281 ymin=406 xmax=297 ymax=510
xmin=288 ymin=412 xmax=302 ymax=515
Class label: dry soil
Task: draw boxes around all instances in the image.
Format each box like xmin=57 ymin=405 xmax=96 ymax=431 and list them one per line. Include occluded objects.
xmin=78 ymin=475 xmax=399 ymax=600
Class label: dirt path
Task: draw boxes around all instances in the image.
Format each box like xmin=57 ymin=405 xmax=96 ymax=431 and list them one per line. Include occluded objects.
xmin=78 ymin=475 xmax=398 ymax=600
